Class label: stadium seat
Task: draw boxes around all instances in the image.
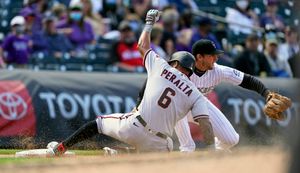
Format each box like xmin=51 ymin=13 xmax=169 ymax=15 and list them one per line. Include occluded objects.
xmin=33 ymin=52 xmax=60 ymax=70
xmin=60 ymin=54 xmax=87 ymax=71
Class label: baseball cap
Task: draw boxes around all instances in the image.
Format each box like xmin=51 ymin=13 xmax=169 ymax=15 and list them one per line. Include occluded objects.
xmin=20 ymin=7 xmax=35 ymax=17
xmin=192 ymin=39 xmax=224 ymax=56
xmin=10 ymin=16 xmax=25 ymax=26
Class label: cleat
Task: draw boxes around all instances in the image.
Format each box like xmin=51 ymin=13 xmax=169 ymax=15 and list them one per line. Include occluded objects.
xmin=46 ymin=142 xmax=66 ymax=156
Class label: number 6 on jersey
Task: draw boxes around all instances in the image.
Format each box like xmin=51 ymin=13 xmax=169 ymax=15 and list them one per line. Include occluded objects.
xmin=158 ymin=87 xmax=176 ymax=108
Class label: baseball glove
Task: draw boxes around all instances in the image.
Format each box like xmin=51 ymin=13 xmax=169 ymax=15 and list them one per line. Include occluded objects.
xmin=263 ymin=92 xmax=292 ymax=120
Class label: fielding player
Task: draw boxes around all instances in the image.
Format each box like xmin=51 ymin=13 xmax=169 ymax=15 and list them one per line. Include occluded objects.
xmin=47 ymin=9 xmax=214 ymax=155
xmin=173 ymin=39 xmax=291 ymax=151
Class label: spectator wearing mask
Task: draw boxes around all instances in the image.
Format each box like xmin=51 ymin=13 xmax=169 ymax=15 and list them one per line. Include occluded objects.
xmin=260 ymin=0 xmax=285 ymax=32
xmin=43 ymin=16 xmax=74 ymax=59
xmin=234 ymin=34 xmax=271 ymax=77
xmin=264 ymin=39 xmax=293 ymax=78
xmin=111 ymin=21 xmax=143 ymax=72
xmin=56 ymin=0 xmax=95 ymax=56
xmin=225 ymin=0 xmax=259 ymax=44
xmin=0 ymin=16 xmax=32 ymax=68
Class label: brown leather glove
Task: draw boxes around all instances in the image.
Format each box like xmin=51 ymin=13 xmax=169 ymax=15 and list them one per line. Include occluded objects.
xmin=263 ymin=92 xmax=292 ymax=120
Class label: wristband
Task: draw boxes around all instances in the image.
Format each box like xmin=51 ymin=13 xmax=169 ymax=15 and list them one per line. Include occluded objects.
xmin=143 ymin=24 xmax=153 ymax=33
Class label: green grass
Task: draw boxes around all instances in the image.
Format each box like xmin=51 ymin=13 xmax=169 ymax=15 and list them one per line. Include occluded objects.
xmin=0 ymin=149 xmax=22 ymax=155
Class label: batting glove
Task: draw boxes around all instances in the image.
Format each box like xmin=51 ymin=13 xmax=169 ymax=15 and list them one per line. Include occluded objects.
xmin=144 ymin=9 xmax=161 ymax=32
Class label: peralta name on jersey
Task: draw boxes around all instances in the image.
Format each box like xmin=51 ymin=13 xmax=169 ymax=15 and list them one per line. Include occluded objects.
xmin=161 ymin=69 xmax=193 ymax=96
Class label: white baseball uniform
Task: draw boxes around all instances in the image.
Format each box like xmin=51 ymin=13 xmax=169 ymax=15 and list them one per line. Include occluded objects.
xmin=96 ymin=49 xmax=209 ymax=152
xmin=175 ymin=63 xmax=244 ymax=151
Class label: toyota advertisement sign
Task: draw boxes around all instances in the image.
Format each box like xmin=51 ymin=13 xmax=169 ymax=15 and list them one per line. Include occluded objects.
xmin=0 ymin=81 xmax=36 ymax=137
xmin=0 ymin=70 xmax=299 ymax=148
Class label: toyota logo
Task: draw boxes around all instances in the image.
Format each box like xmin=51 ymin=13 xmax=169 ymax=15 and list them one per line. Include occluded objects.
xmin=0 ymin=92 xmax=28 ymax=120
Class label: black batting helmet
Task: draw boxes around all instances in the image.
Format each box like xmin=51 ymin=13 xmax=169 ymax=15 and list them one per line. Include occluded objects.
xmin=169 ymin=51 xmax=195 ymax=76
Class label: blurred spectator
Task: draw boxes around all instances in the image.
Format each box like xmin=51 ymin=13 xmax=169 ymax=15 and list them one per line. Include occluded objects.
xmin=123 ymin=13 xmax=144 ymax=36
xmin=151 ymin=0 xmax=170 ymax=10
xmin=0 ymin=16 xmax=32 ymax=68
xmin=169 ymin=0 xmax=199 ymax=13
xmin=175 ymin=9 xmax=193 ymax=52
xmin=89 ymin=0 xmax=103 ymax=13
xmin=42 ymin=16 xmax=74 ymax=58
xmin=234 ymin=34 xmax=272 ymax=77
xmin=264 ymin=39 xmax=293 ymax=78
xmin=278 ymin=26 xmax=299 ymax=61
xmin=51 ymin=3 xmax=68 ymax=21
xmin=260 ymin=0 xmax=285 ymax=32
xmin=176 ymin=28 xmax=193 ymax=52
xmin=225 ymin=0 xmax=259 ymax=44
xmin=150 ymin=24 xmax=167 ymax=59
xmin=21 ymin=7 xmax=48 ymax=54
xmin=56 ymin=0 xmax=95 ymax=57
xmin=189 ymin=17 xmax=221 ymax=52
xmin=131 ymin=0 xmax=151 ymax=20
xmin=100 ymin=0 xmax=123 ymax=30
xmin=81 ymin=0 xmax=105 ymax=38
xmin=111 ymin=21 xmax=143 ymax=72
xmin=178 ymin=9 xmax=193 ymax=30
xmin=160 ymin=8 xmax=179 ymax=56
xmin=20 ymin=0 xmax=49 ymax=34
xmin=20 ymin=7 xmax=41 ymax=34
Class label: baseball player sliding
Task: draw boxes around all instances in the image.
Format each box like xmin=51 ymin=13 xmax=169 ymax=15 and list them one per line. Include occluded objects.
xmin=47 ymin=9 xmax=214 ymax=155
xmin=135 ymin=23 xmax=292 ymax=152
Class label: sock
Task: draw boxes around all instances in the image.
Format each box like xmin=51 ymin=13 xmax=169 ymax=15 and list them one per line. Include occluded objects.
xmin=62 ymin=120 xmax=99 ymax=148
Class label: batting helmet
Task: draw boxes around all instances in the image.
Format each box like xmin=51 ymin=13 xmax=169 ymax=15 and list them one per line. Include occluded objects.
xmin=169 ymin=51 xmax=195 ymax=76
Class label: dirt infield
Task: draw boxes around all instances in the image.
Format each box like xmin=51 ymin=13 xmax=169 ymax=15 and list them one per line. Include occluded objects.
xmin=1 ymin=146 xmax=289 ymax=173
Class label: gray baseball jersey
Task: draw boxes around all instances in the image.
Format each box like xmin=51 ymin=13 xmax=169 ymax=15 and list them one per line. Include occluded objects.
xmin=138 ymin=49 xmax=209 ymax=137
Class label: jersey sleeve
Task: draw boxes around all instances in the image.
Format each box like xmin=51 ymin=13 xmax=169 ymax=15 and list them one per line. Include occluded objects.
xmin=144 ymin=49 xmax=168 ymax=75
xmin=218 ymin=64 xmax=244 ymax=85
xmin=191 ymin=96 xmax=209 ymax=121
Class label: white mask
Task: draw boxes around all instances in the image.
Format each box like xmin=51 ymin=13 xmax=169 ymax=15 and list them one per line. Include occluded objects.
xmin=236 ymin=0 xmax=249 ymax=10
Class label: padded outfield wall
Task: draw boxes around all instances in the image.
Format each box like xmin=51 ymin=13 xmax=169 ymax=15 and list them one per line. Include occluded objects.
xmin=0 ymin=70 xmax=299 ymax=149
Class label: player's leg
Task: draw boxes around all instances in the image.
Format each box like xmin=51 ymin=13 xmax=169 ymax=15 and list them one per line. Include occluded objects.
xmin=48 ymin=120 xmax=99 ymax=155
xmin=174 ymin=115 xmax=196 ymax=152
xmin=98 ymin=113 xmax=172 ymax=152
xmin=207 ymin=101 xmax=239 ymax=150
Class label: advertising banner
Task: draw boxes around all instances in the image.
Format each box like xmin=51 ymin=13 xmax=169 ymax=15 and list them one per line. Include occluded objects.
xmin=0 ymin=70 xmax=299 ymax=148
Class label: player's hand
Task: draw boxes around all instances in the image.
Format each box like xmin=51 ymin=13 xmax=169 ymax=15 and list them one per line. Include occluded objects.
xmin=145 ymin=9 xmax=161 ymax=25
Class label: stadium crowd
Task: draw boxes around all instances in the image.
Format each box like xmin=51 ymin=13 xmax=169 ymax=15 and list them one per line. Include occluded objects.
xmin=0 ymin=0 xmax=299 ymax=77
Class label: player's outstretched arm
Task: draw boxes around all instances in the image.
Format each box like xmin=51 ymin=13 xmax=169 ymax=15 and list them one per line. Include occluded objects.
xmin=138 ymin=9 xmax=161 ymax=58
xmin=195 ymin=117 xmax=215 ymax=146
